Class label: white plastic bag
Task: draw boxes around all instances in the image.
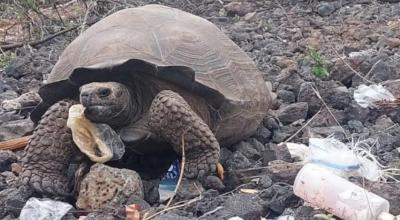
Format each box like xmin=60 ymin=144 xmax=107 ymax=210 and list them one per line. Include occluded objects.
xmin=354 ymin=84 xmax=395 ymax=108
xmin=286 ymin=138 xmax=398 ymax=182
xmin=19 ymin=198 xmax=72 ymax=220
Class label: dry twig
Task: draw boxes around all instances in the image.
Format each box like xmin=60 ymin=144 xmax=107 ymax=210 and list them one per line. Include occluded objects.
xmin=284 ymin=107 xmax=323 ymax=143
xmin=165 ymin=135 xmax=186 ymax=208
xmin=331 ymin=46 xmax=374 ymax=84
xmin=0 ymin=135 xmax=31 ymax=151
xmin=310 ymin=86 xmax=349 ymax=140
xmin=0 ymin=24 xmax=79 ymax=51
xmin=142 ymin=197 xmax=201 ymax=220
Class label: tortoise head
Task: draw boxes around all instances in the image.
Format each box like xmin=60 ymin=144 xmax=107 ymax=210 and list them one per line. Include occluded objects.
xmin=79 ymin=82 xmax=133 ymax=127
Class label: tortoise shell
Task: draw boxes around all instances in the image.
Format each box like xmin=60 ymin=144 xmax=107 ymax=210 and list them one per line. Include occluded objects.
xmin=32 ymin=4 xmax=272 ymax=145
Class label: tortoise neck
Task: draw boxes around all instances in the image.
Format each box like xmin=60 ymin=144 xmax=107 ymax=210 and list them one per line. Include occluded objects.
xmin=126 ymin=79 xmax=158 ymax=125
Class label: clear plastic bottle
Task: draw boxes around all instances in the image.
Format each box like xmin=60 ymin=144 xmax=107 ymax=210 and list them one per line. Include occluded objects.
xmin=293 ymin=163 xmax=390 ymax=220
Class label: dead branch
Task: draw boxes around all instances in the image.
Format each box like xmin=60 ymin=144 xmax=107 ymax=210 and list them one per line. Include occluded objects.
xmin=0 ymin=24 xmax=79 ymax=51
xmin=0 ymin=135 xmax=31 ymax=151
xmin=165 ymin=135 xmax=186 ymax=208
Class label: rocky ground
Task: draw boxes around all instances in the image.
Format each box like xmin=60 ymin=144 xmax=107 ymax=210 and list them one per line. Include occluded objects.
xmin=0 ymin=0 xmax=400 ymax=219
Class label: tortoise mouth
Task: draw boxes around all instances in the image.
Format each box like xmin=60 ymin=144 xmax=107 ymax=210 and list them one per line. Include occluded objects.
xmin=83 ymin=105 xmax=121 ymax=123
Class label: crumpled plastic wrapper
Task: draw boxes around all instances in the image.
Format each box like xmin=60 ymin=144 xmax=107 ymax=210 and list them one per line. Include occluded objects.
xmin=19 ymin=197 xmax=72 ymax=220
xmin=353 ymin=84 xmax=395 ymax=108
xmin=67 ymin=104 xmax=125 ymax=163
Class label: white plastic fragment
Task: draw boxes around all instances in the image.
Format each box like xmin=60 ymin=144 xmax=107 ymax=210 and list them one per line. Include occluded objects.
xmin=273 ymin=215 xmax=295 ymax=220
xmin=19 ymin=197 xmax=72 ymax=220
xmin=354 ymin=84 xmax=395 ymax=108
xmin=228 ymin=217 xmax=244 ymax=220
xmin=285 ymin=142 xmax=310 ymax=161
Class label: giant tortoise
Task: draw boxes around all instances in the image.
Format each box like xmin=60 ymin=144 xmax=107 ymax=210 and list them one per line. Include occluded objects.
xmin=19 ymin=4 xmax=272 ymax=202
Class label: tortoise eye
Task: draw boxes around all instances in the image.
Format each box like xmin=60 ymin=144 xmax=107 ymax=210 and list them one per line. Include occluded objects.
xmin=98 ymin=88 xmax=111 ymax=97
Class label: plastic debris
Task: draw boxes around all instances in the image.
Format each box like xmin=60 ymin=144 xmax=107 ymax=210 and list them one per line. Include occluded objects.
xmin=126 ymin=204 xmax=141 ymax=220
xmin=239 ymin=188 xmax=259 ymax=194
xmin=228 ymin=217 xmax=244 ymax=220
xmin=286 ymin=137 xmax=400 ymax=182
xmin=294 ymin=163 xmax=393 ymax=220
xmin=67 ymin=104 xmax=125 ymax=163
xmin=354 ymin=84 xmax=395 ymax=108
xmin=273 ymin=216 xmax=295 ymax=220
xmin=308 ymin=137 xmax=379 ymax=180
xmin=159 ymin=160 xmax=179 ymax=201
xmin=285 ymin=142 xmax=310 ymax=161
xmin=19 ymin=197 xmax=72 ymax=220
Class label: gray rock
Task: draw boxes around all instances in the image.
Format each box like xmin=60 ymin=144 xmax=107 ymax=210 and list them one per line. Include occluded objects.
xmin=224 ymin=194 xmax=264 ymax=219
xmin=2 ymin=215 xmax=19 ymax=220
xmin=0 ymin=172 xmax=16 ymax=191
xmin=318 ymin=81 xmax=352 ymax=110
xmin=258 ymin=175 xmax=273 ymax=189
xmin=224 ymin=1 xmax=256 ymax=17
xmin=278 ymin=102 xmax=308 ymax=125
xmin=1 ymin=92 xmax=41 ymax=112
xmin=76 ymin=163 xmax=144 ymax=211
xmin=367 ymin=61 xmax=396 ymax=82
xmin=200 ymin=208 xmax=236 ymax=220
xmin=234 ymin=139 xmax=264 ymax=162
xmin=85 ymin=213 xmax=116 ymax=220
xmin=0 ymin=119 xmax=34 ymax=141
xmin=263 ymin=117 xmax=280 ymax=130
xmin=308 ymin=108 xmax=346 ymax=127
xmin=277 ymin=90 xmax=296 ymax=103
xmin=344 ymin=101 xmax=371 ymax=122
xmin=272 ymin=126 xmax=298 ymax=143
xmin=254 ymin=126 xmax=272 ymax=144
xmin=176 ymin=179 xmax=204 ymax=201
xmin=226 ymin=151 xmax=252 ymax=171
xmin=269 ymin=143 xmax=293 ymax=162
xmin=347 ymin=120 xmax=365 ymax=133
xmin=298 ymin=82 xmax=321 ymax=115
xmin=0 ymin=91 xmax=18 ymax=104
xmin=0 ymin=111 xmax=23 ymax=124
xmin=203 ymin=176 xmax=225 ymax=191
xmin=0 ymin=186 xmax=34 ymax=219
xmin=0 ymin=151 xmax=17 ymax=172
xmin=305 ymin=126 xmax=347 ymax=141
xmin=4 ymin=58 xmax=29 ymax=79
xmin=259 ymin=183 xmax=297 ymax=215
xmin=220 ymin=147 xmax=233 ymax=166
xmin=278 ymin=73 xmax=305 ymax=95
xmin=316 ymin=2 xmax=336 ymax=17
xmin=153 ymin=213 xmax=194 ymax=220
xmin=294 ymin=206 xmax=322 ymax=220
xmin=184 ymin=190 xmax=225 ymax=218
xmin=262 ymin=147 xmax=277 ymax=165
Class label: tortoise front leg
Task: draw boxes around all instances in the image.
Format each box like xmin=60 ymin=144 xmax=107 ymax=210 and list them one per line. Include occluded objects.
xmin=148 ymin=90 xmax=220 ymax=181
xmin=19 ymin=100 xmax=78 ymax=196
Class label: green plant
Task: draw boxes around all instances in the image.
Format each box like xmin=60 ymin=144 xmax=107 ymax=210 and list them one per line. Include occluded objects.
xmin=305 ymin=47 xmax=329 ymax=78
xmin=0 ymin=52 xmax=16 ymax=70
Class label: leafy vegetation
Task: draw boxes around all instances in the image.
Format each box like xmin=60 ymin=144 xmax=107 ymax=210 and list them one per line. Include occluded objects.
xmin=0 ymin=52 xmax=15 ymax=71
xmin=305 ymin=47 xmax=329 ymax=79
